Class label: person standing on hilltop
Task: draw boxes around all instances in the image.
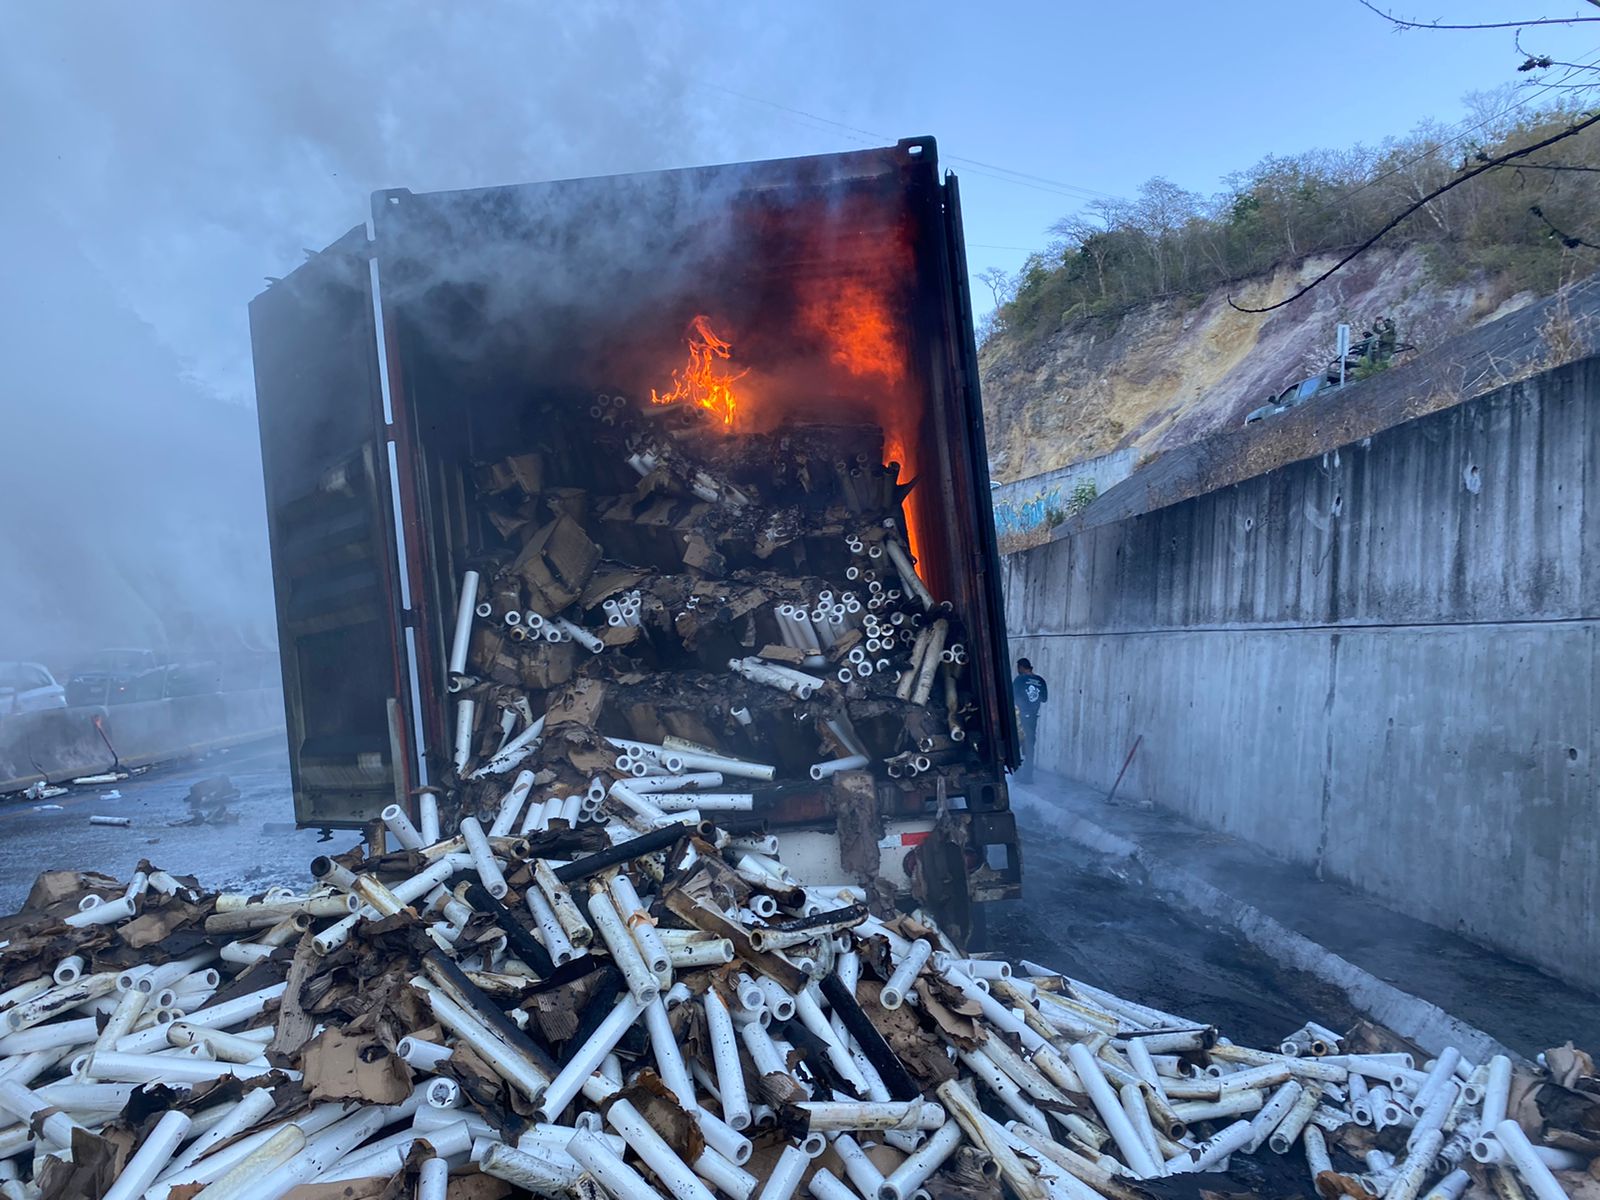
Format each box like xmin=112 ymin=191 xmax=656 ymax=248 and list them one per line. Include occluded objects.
xmin=1012 ymin=658 xmax=1049 ymax=784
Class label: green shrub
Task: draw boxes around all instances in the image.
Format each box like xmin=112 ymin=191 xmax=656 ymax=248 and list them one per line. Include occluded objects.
xmin=994 ymin=107 xmax=1600 ymax=343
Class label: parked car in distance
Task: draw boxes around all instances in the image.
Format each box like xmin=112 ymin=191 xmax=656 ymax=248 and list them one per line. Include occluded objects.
xmin=65 ymin=648 xmax=164 ymax=707
xmin=0 ymin=662 xmax=68 ymax=715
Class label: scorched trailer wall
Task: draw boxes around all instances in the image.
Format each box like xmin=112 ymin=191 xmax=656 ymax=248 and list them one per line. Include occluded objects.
xmin=251 ymin=138 xmax=1020 ymax=908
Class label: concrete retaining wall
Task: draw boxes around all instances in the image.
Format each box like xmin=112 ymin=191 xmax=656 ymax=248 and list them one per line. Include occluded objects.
xmin=992 ymin=447 xmax=1135 ymax=543
xmin=1004 ymin=356 xmax=1600 ymax=991
xmin=0 ymin=688 xmax=286 ymax=793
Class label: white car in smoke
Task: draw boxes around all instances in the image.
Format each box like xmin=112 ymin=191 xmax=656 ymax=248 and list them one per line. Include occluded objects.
xmin=0 ymin=662 xmax=68 ymax=715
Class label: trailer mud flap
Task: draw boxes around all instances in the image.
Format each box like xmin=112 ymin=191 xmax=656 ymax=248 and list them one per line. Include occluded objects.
xmin=907 ymin=820 xmax=973 ymax=948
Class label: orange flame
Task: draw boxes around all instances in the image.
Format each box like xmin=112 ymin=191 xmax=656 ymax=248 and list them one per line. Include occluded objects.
xmin=651 ymin=315 xmax=747 ymax=428
xmin=801 ymin=278 xmax=906 ymax=385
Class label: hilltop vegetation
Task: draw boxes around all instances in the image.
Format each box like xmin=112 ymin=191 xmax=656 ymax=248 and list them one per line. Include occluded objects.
xmin=987 ymin=97 xmax=1600 ymax=344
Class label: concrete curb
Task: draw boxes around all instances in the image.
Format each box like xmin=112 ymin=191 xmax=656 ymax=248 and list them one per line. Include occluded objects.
xmin=1052 ymin=804 xmax=1519 ymax=1064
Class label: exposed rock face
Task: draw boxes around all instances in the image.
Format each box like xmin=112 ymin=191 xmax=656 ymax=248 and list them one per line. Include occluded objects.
xmin=980 ymin=248 xmax=1533 ymax=484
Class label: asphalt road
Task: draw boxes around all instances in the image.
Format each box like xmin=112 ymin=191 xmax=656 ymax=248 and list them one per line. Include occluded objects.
xmin=986 ymin=801 xmax=1364 ymax=1051
xmin=0 ymin=736 xmax=359 ymax=912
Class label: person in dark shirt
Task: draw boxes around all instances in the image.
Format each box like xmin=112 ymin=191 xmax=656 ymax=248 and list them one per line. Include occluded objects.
xmin=1012 ymin=657 xmax=1049 ymax=783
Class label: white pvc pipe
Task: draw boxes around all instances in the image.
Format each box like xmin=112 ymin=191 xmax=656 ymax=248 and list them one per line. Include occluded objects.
xmin=644 ymin=998 xmax=695 ymax=1108
xmin=694 ymin=1147 xmax=757 ymax=1200
xmin=809 ymin=755 xmax=870 ymax=781
xmin=397 ymin=1037 xmax=452 ymax=1071
xmin=1381 ymin=1130 xmax=1444 ymax=1200
xmin=453 ymin=699 xmax=477 ymax=772
xmin=381 ymin=804 xmax=425 ymax=851
xmin=654 ymin=793 xmax=753 ymax=812
xmin=695 ymin=1109 xmax=752 ymax=1167
xmin=1304 ymin=1124 xmax=1333 ymax=1181
xmin=703 ymin=991 xmax=751 ymax=1131
xmin=1424 ymin=1168 xmax=1471 ymax=1200
xmin=1268 ymin=1083 xmax=1323 ymax=1153
xmin=187 ymin=1124 xmax=307 ymax=1200
xmin=0 ymin=978 xmax=51 ymax=1017
xmin=752 ymin=1144 xmax=809 ymax=1200
xmin=732 ymin=659 xmax=812 ymax=694
xmin=537 ymin=994 xmax=645 ymax=1122
xmin=218 ymin=1104 xmax=390 ymax=1200
xmin=449 ymin=570 xmax=479 ymax=677
xmin=939 ymin=967 xmax=1043 ymax=1052
xmin=34 ymin=1081 xmax=134 ymax=1110
xmin=1481 ymin=1054 xmax=1512 ymax=1129
xmin=630 ymin=772 xmax=725 ymax=793
xmin=490 ymin=772 xmax=537 ymax=837
xmin=525 ymin=886 xmax=578 ymax=965
xmin=661 ymin=748 xmax=773 ymax=781
xmin=418 ymin=1158 xmax=449 ymax=1200
xmin=567 ymin=1129 xmax=662 ymax=1200
xmin=1245 ymin=1080 xmax=1303 ymax=1152
xmin=1493 ymin=1120 xmax=1568 ymax=1200
xmin=473 ymin=715 xmax=546 ymax=778
xmin=86 ymin=1052 xmax=285 ymax=1085
xmin=411 ymin=979 xmax=549 ymax=1101
xmin=159 ymin=1087 xmax=276 ymax=1185
xmin=555 ymin=618 xmax=604 ymax=654
xmin=0 ymin=1015 xmax=100 ymax=1055
xmin=102 ymin=1109 xmax=191 ymax=1200
xmin=150 ymin=1104 xmax=345 ymax=1196
xmin=64 ymin=896 xmax=136 ymax=928
xmin=534 ymin=861 xmax=592 ymax=948
xmin=754 ymin=973 xmax=801 ymax=1021
xmin=738 ymin=1020 xmax=791 ymax=1084
xmin=0 ymin=1079 xmax=78 ymax=1145
xmin=610 ymin=781 xmax=668 ymax=824
xmin=608 ymin=874 xmax=670 ymax=979
xmin=459 ymin=817 xmax=507 ymax=898
xmin=797 ymin=1102 xmax=943 ymax=1132
xmin=1068 ymin=1042 xmax=1162 ymax=1177
xmin=880 ymin=939 xmax=933 ymax=1009
xmin=323 ymin=1119 xmax=472 ymax=1182
xmin=480 ymin=1143 xmax=582 ymax=1193
xmin=605 ymin=1097 xmax=715 ymax=1200
xmin=1410 ymin=1047 xmax=1460 ymax=1116
xmin=1120 ymin=1082 xmax=1167 ymax=1178
xmin=958 ymin=1045 xmax=1049 ymax=1135
xmin=1189 ymin=1119 xmax=1253 ymax=1171
xmin=1407 ymin=1080 xmax=1457 ymax=1150
xmin=878 ymin=1120 xmax=963 ymax=1200
xmin=419 ymin=793 xmax=441 ymax=843
xmin=586 ymin=888 xmax=659 ymax=1004
xmin=831 ymin=1133 xmax=886 ymax=1200
xmin=167 ymin=1024 xmax=273 ymax=1065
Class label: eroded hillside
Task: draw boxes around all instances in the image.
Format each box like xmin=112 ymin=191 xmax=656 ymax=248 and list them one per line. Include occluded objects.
xmin=980 ymin=248 xmax=1536 ymax=484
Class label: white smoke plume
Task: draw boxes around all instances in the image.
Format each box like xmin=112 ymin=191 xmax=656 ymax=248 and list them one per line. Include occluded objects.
xmin=0 ymin=2 xmax=883 ymax=667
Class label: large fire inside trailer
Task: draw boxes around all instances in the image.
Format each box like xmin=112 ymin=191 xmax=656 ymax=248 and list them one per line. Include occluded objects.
xmin=250 ymin=141 xmax=1021 ymax=911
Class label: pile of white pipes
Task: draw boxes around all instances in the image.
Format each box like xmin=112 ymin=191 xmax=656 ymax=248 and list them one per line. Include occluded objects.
xmin=0 ymin=813 xmax=1588 ymax=1200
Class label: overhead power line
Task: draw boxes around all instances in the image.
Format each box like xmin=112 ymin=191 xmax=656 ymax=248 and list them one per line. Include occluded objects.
xmin=695 ymin=81 xmax=1121 ymax=204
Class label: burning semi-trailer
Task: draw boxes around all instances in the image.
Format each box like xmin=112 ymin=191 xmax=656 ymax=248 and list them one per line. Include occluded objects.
xmin=248 ymin=138 xmax=1021 ymax=935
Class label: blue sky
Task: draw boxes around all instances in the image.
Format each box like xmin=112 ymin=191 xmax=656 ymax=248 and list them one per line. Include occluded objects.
xmin=691 ymin=2 xmax=1600 ymax=311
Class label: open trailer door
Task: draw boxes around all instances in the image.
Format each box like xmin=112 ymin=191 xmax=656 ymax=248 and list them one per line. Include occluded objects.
xmin=250 ymin=225 xmax=419 ymax=829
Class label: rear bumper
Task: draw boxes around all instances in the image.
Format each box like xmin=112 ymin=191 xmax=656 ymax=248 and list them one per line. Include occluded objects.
xmin=762 ymin=807 xmax=1022 ymax=905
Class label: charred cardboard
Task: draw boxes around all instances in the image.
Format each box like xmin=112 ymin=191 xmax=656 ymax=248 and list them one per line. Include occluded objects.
xmin=511 ymin=515 xmax=600 ymax=611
